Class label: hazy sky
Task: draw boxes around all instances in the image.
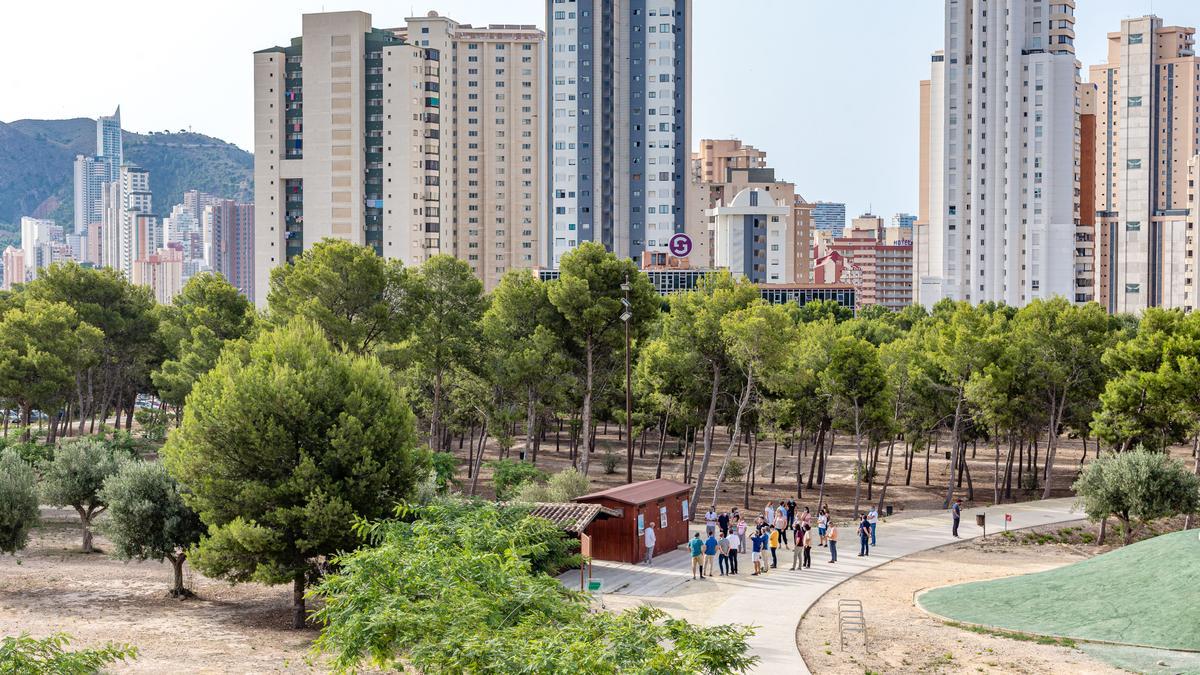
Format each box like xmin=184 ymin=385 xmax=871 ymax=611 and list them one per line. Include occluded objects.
xmin=2 ymin=0 xmax=1197 ymax=218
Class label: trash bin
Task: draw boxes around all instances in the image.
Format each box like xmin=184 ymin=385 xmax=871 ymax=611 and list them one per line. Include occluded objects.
xmin=885 ymin=505 xmax=893 ymax=517
xmin=945 ymin=451 xmax=952 ymax=460
xmin=975 ymin=513 xmax=986 ymax=528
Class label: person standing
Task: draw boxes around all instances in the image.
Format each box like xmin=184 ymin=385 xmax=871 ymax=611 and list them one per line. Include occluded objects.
xmin=790 ymin=522 xmax=805 ymax=570
xmin=817 ymin=508 xmax=829 ymax=547
xmin=774 ymin=510 xmax=789 ymax=549
xmin=867 ymin=505 xmax=879 ymax=546
xmin=951 ymin=498 xmax=963 ymax=537
xmin=768 ymin=526 xmax=780 ymax=568
xmin=801 ymin=505 xmax=812 ymax=530
xmin=857 ymin=514 xmax=870 ymax=557
xmin=786 ymin=499 xmax=797 ymax=528
xmin=727 ymin=529 xmax=740 ymax=574
xmin=763 ymin=501 xmax=775 ymax=525
xmin=750 ymin=527 xmax=764 ymax=575
xmin=827 ymin=521 xmax=839 ymax=563
xmin=717 ymin=531 xmax=732 ymax=575
xmin=718 ymin=509 xmax=731 ymax=537
xmin=644 ymin=522 xmax=657 ymax=565
xmin=705 ymin=508 xmax=718 ymax=535
xmin=703 ymin=531 xmax=719 ymax=577
xmin=802 ymin=524 xmax=813 ymax=568
xmin=689 ymin=533 xmax=704 ymax=579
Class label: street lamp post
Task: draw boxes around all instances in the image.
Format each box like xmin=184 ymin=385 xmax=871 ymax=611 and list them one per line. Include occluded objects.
xmin=620 ymin=274 xmax=633 ymax=484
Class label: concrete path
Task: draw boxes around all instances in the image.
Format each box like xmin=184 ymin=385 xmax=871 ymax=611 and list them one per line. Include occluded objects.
xmin=701 ymin=498 xmax=1083 ymax=674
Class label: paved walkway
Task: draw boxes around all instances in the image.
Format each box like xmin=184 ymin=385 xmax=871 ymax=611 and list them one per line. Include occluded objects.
xmin=558 ymin=498 xmax=1083 ymax=673
xmin=704 ymin=498 xmax=1083 ymax=674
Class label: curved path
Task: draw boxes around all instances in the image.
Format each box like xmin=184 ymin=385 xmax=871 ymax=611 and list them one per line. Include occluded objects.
xmin=701 ymin=497 xmax=1082 ymax=674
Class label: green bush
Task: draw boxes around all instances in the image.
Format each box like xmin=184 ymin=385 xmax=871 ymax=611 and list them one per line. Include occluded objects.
xmin=512 ymin=468 xmax=591 ymax=503
xmin=489 ymin=459 xmax=547 ymax=500
xmin=311 ymin=500 xmax=756 ymax=674
xmin=602 ymin=450 xmax=620 ymax=474
xmin=0 ymin=449 xmax=39 ymax=554
xmin=0 ymin=633 xmax=136 ymax=673
xmin=724 ymin=458 xmax=746 ymax=483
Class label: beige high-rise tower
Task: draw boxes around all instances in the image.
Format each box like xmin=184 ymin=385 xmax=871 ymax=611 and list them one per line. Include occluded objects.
xmin=1089 ymin=16 xmax=1200 ymax=313
xmin=253 ymin=11 xmax=543 ymax=302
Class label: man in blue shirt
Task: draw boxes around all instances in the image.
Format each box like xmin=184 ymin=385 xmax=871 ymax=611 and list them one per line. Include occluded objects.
xmin=951 ymin=498 xmax=963 ymax=537
xmin=689 ymin=533 xmax=704 ymax=579
xmin=703 ymin=532 xmax=719 ymax=577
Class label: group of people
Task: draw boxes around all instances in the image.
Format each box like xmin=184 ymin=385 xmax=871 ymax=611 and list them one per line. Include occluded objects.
xmin=683 ymin=501 xmax=882 ymax=579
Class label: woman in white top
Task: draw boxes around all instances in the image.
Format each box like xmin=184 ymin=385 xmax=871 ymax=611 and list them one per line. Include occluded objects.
xmin=817 ymin=510 xmax=829 ymax=547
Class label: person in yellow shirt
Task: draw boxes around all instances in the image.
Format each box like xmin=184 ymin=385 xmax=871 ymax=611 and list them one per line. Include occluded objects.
xmin=768 ymin=527 xmax=780 ymax=569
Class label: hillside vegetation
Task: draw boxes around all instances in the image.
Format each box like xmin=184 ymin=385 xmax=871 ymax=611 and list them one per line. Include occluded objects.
xmin=0 ymin=117 xmax=252 ymax=227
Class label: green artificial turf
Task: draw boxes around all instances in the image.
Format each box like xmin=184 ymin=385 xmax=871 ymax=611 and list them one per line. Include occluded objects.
xmin=919 ymin=529 xmax=1200 ymax=650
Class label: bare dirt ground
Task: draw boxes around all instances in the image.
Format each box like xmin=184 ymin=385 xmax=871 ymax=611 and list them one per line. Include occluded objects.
xmin=0 ymin=508 xmax=319 ymax=673
xmin=455 ymin=427 xmax=1197 ymax=520
xmin=797 ymin=522 xmax=1124 ymax=675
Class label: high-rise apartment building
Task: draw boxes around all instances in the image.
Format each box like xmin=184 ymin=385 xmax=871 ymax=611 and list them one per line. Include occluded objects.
xmin=547 ymin=0 xmax=693 ymax=267
xmin=818 ymin=214 xmax=914 ymax=311
xmin=133 ymin=245 xmax=184 ymax=304
xmin=118 ymin=165 xmax=157 ymax=277
xmin=1089 ymin=16 xmax=1200 ymax=313
xmin=692 ymin=139 xmax=767 ymax=183
xmin=692 ymin=138 xmax=812 ymax=282
xmin=710 ymin=188 xmax=793 ymax=283
xmin=811 ymin=201 xmax=847 ymax=238
xmin=204 ymin=199 xmax=256 ymax=300
xmin=72 ymin=107 xmax=123 ymax=235
xmin=2 ymin=246 xmax=25 ymax=290
xmin=254 ymin=11 xmax=543 ymax=300
xmin=917 ymin=0 xmax=1080 ymax=308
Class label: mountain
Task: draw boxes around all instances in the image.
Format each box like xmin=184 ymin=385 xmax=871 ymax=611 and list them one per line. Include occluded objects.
xmin=0 ymin=117 xmax=253 ymax=228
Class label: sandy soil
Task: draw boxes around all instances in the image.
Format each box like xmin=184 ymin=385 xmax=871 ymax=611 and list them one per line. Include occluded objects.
xmin=797 ymin=526 xmax=1124 ymax=675
xmin=0 ymin=508 xmax=319 ymax=673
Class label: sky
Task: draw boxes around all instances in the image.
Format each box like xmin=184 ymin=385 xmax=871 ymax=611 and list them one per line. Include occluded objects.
xmin=2 ymin=0 xmax=1198 ymax=220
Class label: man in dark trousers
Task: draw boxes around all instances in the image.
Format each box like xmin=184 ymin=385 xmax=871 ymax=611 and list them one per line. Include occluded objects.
xmin=857 ymin=514 xmax=871 ymax=556
xmin=951 ymin=498 xmax=963 ymax=537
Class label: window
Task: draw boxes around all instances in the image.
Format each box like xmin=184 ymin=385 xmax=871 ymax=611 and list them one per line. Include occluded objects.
xmin=1128 ymin=96 xmax=1142 ymax=107
xmin=1126 ymin=221 xmax=1142 ymax=231
xmin=1128 ymin=33 xmax=1144 ymax=45
xmin=1127 ymin=159 xmax=1142 ymax=170
xmin=1126 ymin=283 xmax=1141 ymax=293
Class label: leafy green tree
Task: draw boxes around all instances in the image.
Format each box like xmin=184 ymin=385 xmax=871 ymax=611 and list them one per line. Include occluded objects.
xmin=1073 ymin=449 xmax=1200 ymax=544
xmin=153 ymin=272 xmax=256 ymax=410
xmin=311 ymin=501 xmax=756 ymax=674
xmin=0 ymin=633 xmax=136 ymax=674
xmin=650 ymin=271 xmax=759 ymax=513
xmin=22 ymin=262 xmax=159 ymax=436
xmin=547 ymin=243 xmax=659 ymax=476
xmin=409 ymin=255 xmax=486 ymax=452
xmin=0 ymin=449 xmax=39 ymax=554
xmin=1012 ymin=299 xmax=1116 ymax=497
xmin=710 ymin=302 xmax=794 ymax=503
xmin=162 ymin=320 xmax=426 ymax=628
xmin=821 ymin=335 xmax=888 ymax=515
xmin=793 ymin=299 xmax=853 ymax=324
xmin=482 ymin=270 xmax=568 ymax=462
xmin=99 ymin=461 xmax=204 ymax=596
xmin=39 ymin=437 xmax=128 ymax=553
xmin=0 ymin=299 xmax=103 ymax=439
xmin=267 ymin=239 xmax=415 ymax=354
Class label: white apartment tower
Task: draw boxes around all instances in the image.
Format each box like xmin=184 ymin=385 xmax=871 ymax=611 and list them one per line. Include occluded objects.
xmin=253 ymin=11 xmax=543 ymax=301
xmin=917 ymin=0 xmax=1080 ymax=307
xmin=547 ymin=0 xmax=694 ymax=267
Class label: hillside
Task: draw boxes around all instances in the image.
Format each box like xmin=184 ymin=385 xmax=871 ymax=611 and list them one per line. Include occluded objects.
xmin=0 ymin=117 xmax=253 ymax=227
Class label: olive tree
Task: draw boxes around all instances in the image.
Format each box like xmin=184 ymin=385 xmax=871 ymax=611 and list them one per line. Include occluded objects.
xmin=39 ymin=437 xmax=127 ymax=553
xmin=99 ymin=461 xmax=204 ymax=596
xmin=1073 ymin=449 xmax=1200 ymax=545
xmin=0 ymin=449 xmax=39 ymax=554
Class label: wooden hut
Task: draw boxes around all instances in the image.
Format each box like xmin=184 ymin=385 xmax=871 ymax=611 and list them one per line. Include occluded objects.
xmin=573 ymin=479 xmax=692 ymax=564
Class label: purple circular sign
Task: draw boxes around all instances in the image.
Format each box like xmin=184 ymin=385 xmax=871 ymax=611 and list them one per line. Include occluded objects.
xmin=668 ymin=233 xmax=693 ymax=258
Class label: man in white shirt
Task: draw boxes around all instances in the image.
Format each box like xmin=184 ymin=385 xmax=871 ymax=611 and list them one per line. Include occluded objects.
xmin=726 ymin=530 xmax=740 ymax=574
xmin=644 ymin=523 xmax=657 ymax=565
xmin=867 ymin=506 xmax=879 ymax=546
xmin=705 ymin=508 xmax=718 ymax=535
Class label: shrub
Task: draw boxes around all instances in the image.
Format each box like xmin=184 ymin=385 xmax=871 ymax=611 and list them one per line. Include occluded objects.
xmin=0 ymin=633 xmax=136 ymax=673
xmin=512 ymin=468 xmax=591 ymax=503
xmin=602 ymin=450 xmax=620 ymax=474
xmin=311 ymin=500 xmax=756 ymax=674
xmin=1073 ymin=448 xmax=1200 ymax=544
xmin=489 ymin=458 xmax=547 ymax=500
xmin=724 ymin=458 xmax=746 ymax=483
xmin=0 ymin=449 xmax=39 ymax=554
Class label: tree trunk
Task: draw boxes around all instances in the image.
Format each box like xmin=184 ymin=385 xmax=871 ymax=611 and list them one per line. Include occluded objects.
xmin=807 ymin=423 xmax=825 ymax=490
xmin=1097 ymin=517 xmax=1107 ymax=547
xmin=1041 ymin=396 xmax=1067 ymax=499
xmin=689 ymin=362 xmax=722 ymax=519
xmin=876 ymin=437 xmax=896 ymax=513
xmin=1185 ymin=436 xmax=1200 ymax=530
xmin=523 ymin=387 xmax=536 ymax=462
xmin=654 ymin=408 xmax=671 ymax=480
xmin=75 ymin=507 xmax=96 ymax=553
xmin=770 ymin=436 xmax=778 ymax=484
xmin=469 ymin=418 xmax=490 ymax=496
xmin=816 ymin=426 xmax=832 ymax=511
xmin=962 ymin=444 xmax=974 ymax=501
xmin=852 ymin=406 xmax=864 ymax=516
xmin=579 ymin=340 xmax=595 ymax=476
xmin=710 ymin=367 xmax=753 ymax=508
xmin=795 ymin=432 xmax=805 ymax=499
xmin=993 ymin=431 xmax=1001 ymax=505
xmin=292 ymin=572 xmax=306 ymax=629
xmin=943 ymin=394 xmax=965 ymax=508
xmin=169 ymin=554 xmax=188 ymax=597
